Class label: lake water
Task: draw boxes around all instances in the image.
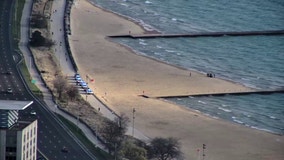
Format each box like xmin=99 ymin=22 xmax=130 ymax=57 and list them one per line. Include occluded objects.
xmin=91 ymin=0 xmax=284 ymax=135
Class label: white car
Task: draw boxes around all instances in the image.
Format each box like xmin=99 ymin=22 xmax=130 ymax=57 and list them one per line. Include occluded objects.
xmin=74 ymin=74 xmax=81 ymax=81
xmin=80 ymin=81 xmax=88 ymax=89
xmin=30 ymin=111 xmax=36 ymax=116
xmin=76 ymin=78 xmax=83 ymax=84
xmin=85 ymin=88 xmax=93 ymax=94
xmin=7 ymin=88 xmax=13 ymax=93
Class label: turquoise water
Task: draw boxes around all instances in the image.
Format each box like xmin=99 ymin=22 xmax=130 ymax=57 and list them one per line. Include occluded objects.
xmin=92 ymin=0 xmax=284 ymax=134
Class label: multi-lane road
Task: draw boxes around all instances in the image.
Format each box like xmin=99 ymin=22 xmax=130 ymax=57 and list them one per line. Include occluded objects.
xmin=0 ymin=0 xmax=96 ymax=159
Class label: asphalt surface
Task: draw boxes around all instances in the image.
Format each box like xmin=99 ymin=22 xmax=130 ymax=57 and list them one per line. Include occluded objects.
xmin=0 ymin=0 xmax=95 ymax=159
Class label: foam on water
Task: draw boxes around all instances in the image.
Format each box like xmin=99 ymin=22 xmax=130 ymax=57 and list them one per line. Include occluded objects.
xmin=198 ymin=100 xmax=207 ymax=104
xmin=218 ymin=107 xmax=232 ymax=113
xmin=145 ymin=1 xmax=152 ymax=4
xmin=139 ymin=41 xmax=147 ymax=46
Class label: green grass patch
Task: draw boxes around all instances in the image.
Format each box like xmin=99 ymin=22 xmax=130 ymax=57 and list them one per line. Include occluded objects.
xmin=19 ymin=61 xmax=43 ymax=98
xmin=13 ymin=0 xmax=25 ymax=46
xmin=57 ymin=114 xmax=113 ymax=160
xmin=12 ymin=0 xmax=43 ymax=98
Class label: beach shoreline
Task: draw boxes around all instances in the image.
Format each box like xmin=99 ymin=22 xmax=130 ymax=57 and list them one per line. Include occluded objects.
xmin=83 ymin=0 xmax=257 ymax=93
xmin=69 ymin=0 xmax=284 ymax=159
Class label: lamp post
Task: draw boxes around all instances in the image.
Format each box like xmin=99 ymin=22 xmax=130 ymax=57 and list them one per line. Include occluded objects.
xmin=202 ymin=144 xmax=206 ymax=160
xmin=132 ymin=108 xmax=136 ymax=137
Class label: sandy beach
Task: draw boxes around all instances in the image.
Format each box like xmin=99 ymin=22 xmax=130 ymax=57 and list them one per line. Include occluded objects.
xmin=69 ymin=0 xmax=284 ymax=159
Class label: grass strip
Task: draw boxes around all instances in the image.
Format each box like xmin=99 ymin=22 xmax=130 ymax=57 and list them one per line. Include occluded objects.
xmin=13 ymin=0 xmax=25 ymax=45
xmin=57 ymin=114 xmax=113 ymax=160
xmin=19 ymin=61 xmax=43 ymax=98
xmin=12 ymin=2 xmax=109 ymax=158
xmin=12 ymin=0 xmax=43 ymax=97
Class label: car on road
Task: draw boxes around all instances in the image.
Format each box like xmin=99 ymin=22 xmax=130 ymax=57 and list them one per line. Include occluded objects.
xmin=85 ymin=88 xmax=93 ymax=94
xmin=1 ymin=71 xmax=12 ymax=75
xmin=61 ymin=146 xmax=69 ymax=153
xmin=7 ymin=88 xmax=13 ymax=93
xmin=30 ymin=111 xmax=36 ymax=116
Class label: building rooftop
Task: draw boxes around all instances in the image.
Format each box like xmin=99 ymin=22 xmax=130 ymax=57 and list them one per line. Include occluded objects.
xmin=8 ymin=119 xmax=37 ymax=131
xmin=0 ymin=100 xmax=33 ymax=110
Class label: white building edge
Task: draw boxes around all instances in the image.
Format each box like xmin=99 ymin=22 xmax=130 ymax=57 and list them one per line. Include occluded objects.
xmin=0 ymin=100 xmax=37 ymax=160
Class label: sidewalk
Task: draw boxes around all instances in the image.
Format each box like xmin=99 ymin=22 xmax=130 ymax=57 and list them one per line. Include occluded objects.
xmin=50 ymin=0 xmax=149 ymax=142
xmin=19 ymin=0 xmax=106 ymax=151
xmin=20 ymin=0 xmax=149 ymax=154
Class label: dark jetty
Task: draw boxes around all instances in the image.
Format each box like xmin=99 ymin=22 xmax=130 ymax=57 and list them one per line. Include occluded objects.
xmin=109 ymin=30 xmax=284 ymax=39
xmin=155 ymin=89 xmax=284 ymax=99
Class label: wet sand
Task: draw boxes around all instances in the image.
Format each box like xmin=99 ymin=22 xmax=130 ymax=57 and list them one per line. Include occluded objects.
xmin=69 ymin=0 xmax=284 ymax=159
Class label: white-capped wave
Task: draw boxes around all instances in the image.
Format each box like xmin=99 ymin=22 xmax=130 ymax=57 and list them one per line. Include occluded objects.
xmin=268 ymin=115 xmax=278 ymax=120
xmin=119 ymin=3 xmax=129 ymax=7
xmin=194 ymin=109 xmax=201 ymax=113
xmin=204 ymin=113 xmax=211 ymax=117
xmin=233 ymin=119 xmax=244 ymax=124
xmin=218 ymin=107 xmax=232 ymax=113
xmin=139 ymin=41 xmax=147 ymax=45
xmin=171 ymin=18 xmax=177 ymax=21
xmin=145 ymin=1 xmax=152 ymax=4
xmin=250 ymin=126 xmax=276 ymax=134
xmin=165 ymin=50 xmax=175 ymax=53
xmin=137 ymin=19 xmax=157 ymax=32
xmin=156 ymin=45 xmax=162 ymax=49
xmin=246 ymin=114 xmax=251 ymax=118
xmin=154 ymin=52 xmax=162 ymax=56
xmin=198 ymin=100 xmax=207 ymax=104
xmin=212 ymin=116 xmax=219 ymax=119
xmin=241 ymin=77 xmax=250 ymax=81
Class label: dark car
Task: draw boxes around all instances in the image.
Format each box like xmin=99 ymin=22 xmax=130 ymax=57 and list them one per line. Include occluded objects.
xmin=61 ymin=146 xmax=69 ymax=153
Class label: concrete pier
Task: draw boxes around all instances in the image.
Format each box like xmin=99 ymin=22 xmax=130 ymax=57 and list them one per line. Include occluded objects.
xmin=109 ymin=30 xmax=284 ymax=39
xmin=153 ymin=89 xmax=284 ymax=99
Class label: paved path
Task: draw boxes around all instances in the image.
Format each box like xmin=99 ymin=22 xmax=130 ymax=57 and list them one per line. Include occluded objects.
xmin=20 ymin=0 xmax=149 ymax=156
xmin=50 ymin=0 xmax=149 ymax=142
xmin=19 ymin=0 xmax=106 ymax=152
xmin=50 ymin=0 xmax=74 ymax=75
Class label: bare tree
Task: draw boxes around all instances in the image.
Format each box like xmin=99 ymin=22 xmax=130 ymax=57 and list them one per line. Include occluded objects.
xmin=148 ymin=137 xmax=182 ymax=160
xmin=66 ymin=85 xmax=79 ymax=101
xmin=30 ymin=14 xmax=48 ymax=28
xmin=99 ymin=113 xmax=129 ymax=154
xmin=116 ymin=113 xmax=129 ymax=135
xmin=30 ymin=30 xmax=54 ymax=47
xmin=53 ymin=75 xmax=68 ymax=100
